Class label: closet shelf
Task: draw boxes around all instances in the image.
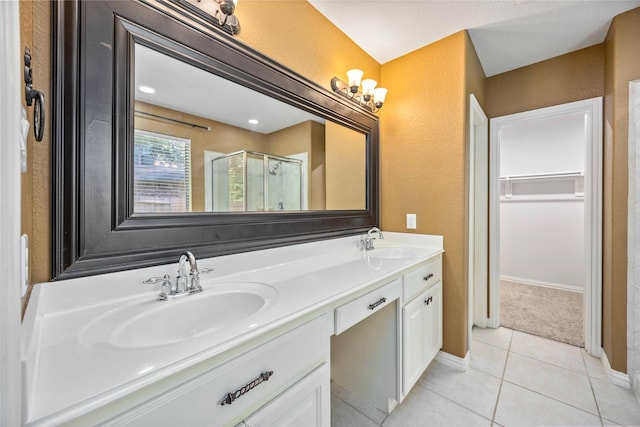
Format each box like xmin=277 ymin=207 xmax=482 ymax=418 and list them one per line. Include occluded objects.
xmin=500 ymin=171 xmax=584 ymax=181
xmin=500 ymin=170 xmax=585 ymax=200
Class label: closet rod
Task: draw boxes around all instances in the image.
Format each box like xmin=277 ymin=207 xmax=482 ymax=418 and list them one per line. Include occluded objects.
xmin=134 ymin=110 xmax=211 ymax=131
xmin=500 ymin=171 xmax=584 ymax=181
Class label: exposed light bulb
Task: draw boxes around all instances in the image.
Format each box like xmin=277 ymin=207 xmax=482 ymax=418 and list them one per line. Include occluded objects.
xmin=346 ymin=69 xmax=364 ymax=93
xmin=373 ymin=87 xmax=388 ymax=108
xmin=361 ymin=79 xmax=377 ymax=101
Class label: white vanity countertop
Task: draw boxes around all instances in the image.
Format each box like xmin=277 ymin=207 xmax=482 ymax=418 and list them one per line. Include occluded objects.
xmin=22 ymin=232 xmax=443 ymax=425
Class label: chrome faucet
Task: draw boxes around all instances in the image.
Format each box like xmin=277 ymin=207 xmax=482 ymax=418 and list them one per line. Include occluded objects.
xmin=157 ymin=251 xmax=203 ymax=300
xmin=359 ymin=227 xmax=384 ymax=251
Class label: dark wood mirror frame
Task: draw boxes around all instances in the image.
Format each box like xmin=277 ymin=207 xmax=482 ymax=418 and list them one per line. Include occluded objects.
xmin=51 ymin=0 xmax=380 ymax=280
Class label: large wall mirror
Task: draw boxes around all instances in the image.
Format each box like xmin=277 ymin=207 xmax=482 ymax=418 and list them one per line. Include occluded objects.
xmin=133 ymin=44 xmax=366 ymax=214
xmin=52 ymin=0 xmax=379 ymax=279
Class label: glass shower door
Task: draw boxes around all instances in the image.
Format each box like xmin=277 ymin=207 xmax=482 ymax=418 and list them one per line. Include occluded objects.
xmin=246 ymin=152 xmax=265 ymax=211
xmin=267 ymin=157 xmax=302 ymax=211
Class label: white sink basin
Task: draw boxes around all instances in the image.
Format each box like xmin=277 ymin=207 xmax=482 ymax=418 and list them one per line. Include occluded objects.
xmin=79 ymin=282 xmax=278 ymax=350
xmin=365 ymin=247 xmax=426 ymax=260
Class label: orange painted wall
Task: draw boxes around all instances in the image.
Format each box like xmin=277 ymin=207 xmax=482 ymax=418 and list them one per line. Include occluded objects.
xmin=19 ymin=1 xmax=50 ymax=312
xmin=325 ymin=122 xmax=366 ymax=210
xmin=380 ymin=31 xmax=485 ymax=358
xmin=236 ymin=1 xmax=380 ymax=89
xmin=603 ymin=7 xmax=640 ymax=372
xmin=485 ymin=44 xmax=604 ymax=119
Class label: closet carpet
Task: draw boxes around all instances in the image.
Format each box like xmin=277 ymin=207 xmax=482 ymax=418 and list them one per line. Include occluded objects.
xmin=500 ymin=280 xmax=584 ymax=347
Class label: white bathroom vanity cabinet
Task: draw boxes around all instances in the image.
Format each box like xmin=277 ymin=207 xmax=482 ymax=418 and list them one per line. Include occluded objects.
xmin=22 ymin=233 xmax=443 ymax=426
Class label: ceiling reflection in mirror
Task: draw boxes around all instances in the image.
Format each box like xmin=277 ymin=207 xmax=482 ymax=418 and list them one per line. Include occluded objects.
xmin=133 ymin=44 xmax=366 ymax=213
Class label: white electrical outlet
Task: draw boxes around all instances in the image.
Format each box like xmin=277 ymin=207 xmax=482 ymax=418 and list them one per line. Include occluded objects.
xmin=406 ymin=213 xmax=417 ymax=229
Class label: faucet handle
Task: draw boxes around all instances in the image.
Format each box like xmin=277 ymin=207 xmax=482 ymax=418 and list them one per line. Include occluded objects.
xmin=157 ymin=274 xmax=172 ymax=300
xmin=188 ymin=270 xmax=201 ymax=291
xmin=367 ymin=238 xmax=375 ymax=250
xmin=175 ymin=269 xmax=188 ymax=293
xmin=358 ymin=237 xmax=367 ymax=251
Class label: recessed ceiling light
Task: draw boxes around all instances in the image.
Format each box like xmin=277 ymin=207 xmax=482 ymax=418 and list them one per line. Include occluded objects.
xmin=248 ymin=119 xmax=259 ymax=125
xmin=138 ymin=85 xmax=156 ymax=94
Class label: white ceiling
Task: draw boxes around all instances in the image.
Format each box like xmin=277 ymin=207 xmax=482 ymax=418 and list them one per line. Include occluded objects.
xmin=308 ymin=0 xmax=640 ymax=77
xmin=135 ymin=45 xmax=323 ymax=134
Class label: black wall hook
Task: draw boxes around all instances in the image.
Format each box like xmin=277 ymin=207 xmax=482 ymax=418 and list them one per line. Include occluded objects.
xmin=24 ymin=46 xmax=45 ymax=142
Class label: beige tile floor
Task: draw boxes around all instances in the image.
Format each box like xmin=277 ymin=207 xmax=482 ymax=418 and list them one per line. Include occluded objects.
xmin=332 ymin=327 xmax=640 ymax=426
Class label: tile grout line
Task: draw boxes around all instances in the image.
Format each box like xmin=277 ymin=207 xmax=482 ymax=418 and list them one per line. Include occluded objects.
xmin=504 ymin=330 xmax=603 ymax=421
xmin=497 ymin=330 xmax=604 ymax=423
xmin=499 ymin=377 xmax=602 ymax=419
xmin=473 ymin=338 xmax=512 ymax=352
xmin=501 ymin=337 xmax=604 ymax=419
xmin=414 ymin=378 xmax=494 ymax=424
xmin=330 ymin=392 xmax=383 ymax=426
xmin=580 ymin=350 xmax=605 ymax=426
xmin=507 ymin=340 xmax=587 ymax=373
xmin=508 ymin=348 xmax=591 ymax=375
xmin=490 ymin=330 xmax=513 ymax=425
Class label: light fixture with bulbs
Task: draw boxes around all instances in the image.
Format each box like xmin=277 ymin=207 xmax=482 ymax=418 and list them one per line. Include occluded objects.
xmin=331 ymin=69 xmax=388 ymax=113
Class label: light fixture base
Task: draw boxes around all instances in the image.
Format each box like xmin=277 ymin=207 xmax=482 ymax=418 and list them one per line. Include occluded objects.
xmin=331 ymin=77 xmax=381 ymax=113
xmin=168 ymin=0 xmax=241 ymax=35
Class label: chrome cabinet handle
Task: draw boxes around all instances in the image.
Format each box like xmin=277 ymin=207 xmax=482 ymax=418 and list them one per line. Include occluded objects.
xmin=221 ymin=371 xmax=274 ymax=406
xmin=368 ymin=297 xmax=387 ymax=310
xmin=423 ymin=273 xmax=434 ymax=281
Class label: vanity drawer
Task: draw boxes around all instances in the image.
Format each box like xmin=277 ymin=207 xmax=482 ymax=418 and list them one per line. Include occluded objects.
xmin=403 ymin=255 xmax=442 ymax=302
xmin=334 ymin=279 xmax=401 ymax=335
xmin=112 ymin=315 xmax=329 ymax=427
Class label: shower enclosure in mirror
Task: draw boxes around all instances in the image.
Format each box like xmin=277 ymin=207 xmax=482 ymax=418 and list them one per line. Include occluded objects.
xmin=211 ymin=151 xmax=303 ymax=212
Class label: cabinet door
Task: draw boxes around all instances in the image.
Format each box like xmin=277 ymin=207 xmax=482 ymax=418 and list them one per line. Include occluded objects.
xmin=402 ymin=281 xmax=443 ymax=398
xmin=423 ymin=281 xmax=443 ymax=365
xmin=242 ymin=364 xmax=330 ymax=427
xmin=402 ymin=293 xmax=426 ymax=396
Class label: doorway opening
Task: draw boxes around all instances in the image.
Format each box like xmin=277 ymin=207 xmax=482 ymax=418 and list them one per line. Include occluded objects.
xmin=484 ymin=98 xmax=602 ymax=355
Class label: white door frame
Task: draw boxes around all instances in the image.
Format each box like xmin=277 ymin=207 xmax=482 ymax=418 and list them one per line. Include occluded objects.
xmin=627 ymin=80 xmax=640 ymax=394
xmin=468 ymin=94 xmax=489 ymax=347
xmin=489 ymin=97 xmax=603 ymax=356
xmin=0 ymin=1 xmax=25 ymax=424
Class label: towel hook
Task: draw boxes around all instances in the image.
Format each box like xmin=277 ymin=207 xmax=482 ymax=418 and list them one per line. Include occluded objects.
xmin=24 ymin=46 xmax=45 ymax=142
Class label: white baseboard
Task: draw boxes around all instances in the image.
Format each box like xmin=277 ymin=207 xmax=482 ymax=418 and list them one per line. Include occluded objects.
xmin=601 ymin=349 xmax=631 ymax=389
xmin=500 ymin=275 xmax=584 ymax=293
xmin=436 ymin=350 xmax=470 ymax=372
xmin=633 ymin=375 xmax=640 ymax=402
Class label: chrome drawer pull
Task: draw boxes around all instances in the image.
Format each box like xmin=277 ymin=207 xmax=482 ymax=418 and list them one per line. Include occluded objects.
xmin=423 ymin=273 xmax=434 ymax=281
xmin=221 ymin=370 xmax=274 ymax=406
xmin=368 ymin=297 xmax=387 ymax=310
